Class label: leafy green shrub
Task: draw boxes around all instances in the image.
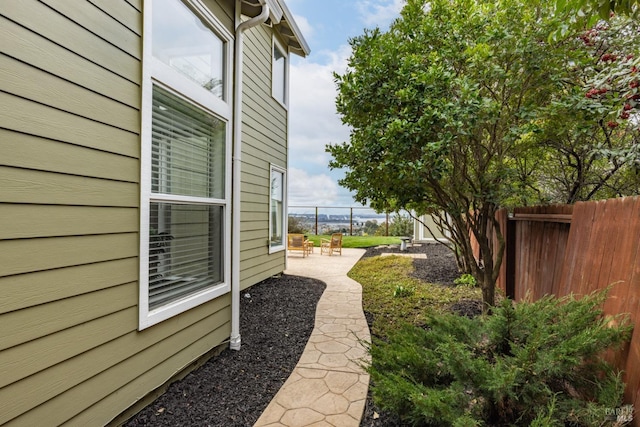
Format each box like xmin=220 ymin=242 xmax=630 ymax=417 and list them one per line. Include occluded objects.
xmin=454 ymin=273 xmax=477 ymax=287
xmin=367 ymin=291 xmax=631 ymax=426
xmin=389 ymin=213 xmax=414 ymax=237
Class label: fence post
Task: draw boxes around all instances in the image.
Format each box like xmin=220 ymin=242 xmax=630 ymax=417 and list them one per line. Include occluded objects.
xmin=506 ymin=218 xmax=516 ymax=300
xmin=350 ymin=208 xmax=353 ymax=236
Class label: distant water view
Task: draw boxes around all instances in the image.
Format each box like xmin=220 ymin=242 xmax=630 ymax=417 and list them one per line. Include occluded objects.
xmin=288 ymin=206 xmax=390 ymax=235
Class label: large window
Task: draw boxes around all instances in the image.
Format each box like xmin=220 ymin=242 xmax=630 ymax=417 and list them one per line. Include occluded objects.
xmin=140 ymin=0 xmax=233 ymax=329
xmin=152 ymin=0 xmax=225 ymax=99
xmin=269 ymin=166 xmax=286 ymax=251
xmin=272 ymin=38 xmax=288 ymax=106
xmin=148 ymin=87 xmax=226 ymax=310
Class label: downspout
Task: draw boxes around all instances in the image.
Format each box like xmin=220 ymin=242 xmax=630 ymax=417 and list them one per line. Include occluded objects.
xmin=230 ymin=0 xmax=270 ymax=351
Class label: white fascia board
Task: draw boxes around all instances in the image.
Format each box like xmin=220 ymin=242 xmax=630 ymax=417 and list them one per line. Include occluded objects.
xmin=265 ymin=0 xmax=283 ymax=22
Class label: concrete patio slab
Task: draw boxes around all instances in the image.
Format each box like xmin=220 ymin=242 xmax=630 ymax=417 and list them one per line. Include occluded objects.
xmin=254 ymin=248 xmax=370 ymax=427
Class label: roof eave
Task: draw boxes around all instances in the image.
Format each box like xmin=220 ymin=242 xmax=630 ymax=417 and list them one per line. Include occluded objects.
xmin=240 ymin=0 xmax=310 ymax=57
xmin=273 ymin=0 xmax=310 ymax=57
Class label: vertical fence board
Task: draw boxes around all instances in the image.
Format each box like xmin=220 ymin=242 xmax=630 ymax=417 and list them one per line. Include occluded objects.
xmin=549 ymin=224 xmax=563 ymax=294
xmin=559 ymin=201 xmax=596 ymax=296
xmin=505 ymin=219 xmax=516 ymax=299
xmin=584 ymin=200 xmax=615 ymax=295
xmin=539 ymin=222 xmax=557 ymax=298
xmin=516 ymin=219 xmax=530 ymax=300
xmin=603 ymin=198 xmax=637 ymax=316
xmin=530 ymin=221 xmax=544 ymax=299
xmin=610 ymin=198 xmax=640 ymax=407
xmin=495 ymin=209 xmax=508 ymax=296
xmin=550 ymin=223 xmax=568 ymax=295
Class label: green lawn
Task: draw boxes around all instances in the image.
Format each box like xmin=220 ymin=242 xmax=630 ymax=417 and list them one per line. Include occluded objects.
xmin=305 ymin=234 xmax=400 ymax=248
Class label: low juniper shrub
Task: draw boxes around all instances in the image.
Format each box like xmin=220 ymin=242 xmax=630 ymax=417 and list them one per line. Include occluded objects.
xmin=367 ymin=291 xmax=631 ymax=426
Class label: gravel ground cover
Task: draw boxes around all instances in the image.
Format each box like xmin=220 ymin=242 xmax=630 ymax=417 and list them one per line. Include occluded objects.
xmin=125 ymin=243 xmax=470 ymax=426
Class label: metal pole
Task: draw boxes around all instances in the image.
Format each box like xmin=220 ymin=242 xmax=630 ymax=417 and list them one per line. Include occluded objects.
xmin=350 ymin=208 xmax=353 ymax=236
xmin=315 ymin=206 xmax=318 ymax=235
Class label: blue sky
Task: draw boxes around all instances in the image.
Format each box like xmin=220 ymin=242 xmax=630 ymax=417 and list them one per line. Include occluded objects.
xmin=284 ymin=0 xmax=405 ymax=208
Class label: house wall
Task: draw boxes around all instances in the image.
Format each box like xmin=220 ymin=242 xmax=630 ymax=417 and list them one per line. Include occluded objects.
xmin=0 ymin=1 xmax=257 ymax=425
xmin=239 ymin=25 xmax=288 ymax=289
xmin=413 ymin=214 xmax=450 ymax=243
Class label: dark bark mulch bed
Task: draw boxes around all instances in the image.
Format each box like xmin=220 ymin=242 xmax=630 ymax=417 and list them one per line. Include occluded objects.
xmin=125 ymin=243 xmax=473 ymax=427
xmin=362 ymin=242 xmax=461 ymax=286
xmin=124 ymin=275 xmax=326 ymax=427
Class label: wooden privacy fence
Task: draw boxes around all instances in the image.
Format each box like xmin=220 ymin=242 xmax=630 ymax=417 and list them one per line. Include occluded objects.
xmin=472 ymin=196 xmax=640 ymax=420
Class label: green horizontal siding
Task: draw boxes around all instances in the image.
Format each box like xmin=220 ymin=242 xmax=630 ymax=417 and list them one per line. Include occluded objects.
xmin=0 ymin=1 xmax=238 ymax=425
xmin=0 ymin=300 xmax=230 ymax=426
xmin=238 ymin=25 xmax=288 ymax=289
xmin=39 ymin=0 xmax=141 ymax=58
xmin=0 ymin=130 xmax=139 ymax=182
xmin=0 ymin=16 xmax=140 ymax=107
xmin=1 ymin=167 xmax=139 ymax=207
xmin=0 ymin=0 xmax=139 ymax=82
xmin=0 ymin=259 xmax=138 ymax=314
xmin=1 ymin=55 xmax=140 ymax=133
xmin=88 ymin=0 xmax=142 ymax=34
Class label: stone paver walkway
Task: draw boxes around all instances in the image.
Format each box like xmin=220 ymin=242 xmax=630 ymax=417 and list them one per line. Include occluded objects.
xmin=254 ymin=248 xmax=370 ymax=427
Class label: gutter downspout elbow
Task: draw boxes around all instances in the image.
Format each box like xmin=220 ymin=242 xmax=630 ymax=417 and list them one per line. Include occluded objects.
xmin=230 ymin=0 xmax=269 ymax=351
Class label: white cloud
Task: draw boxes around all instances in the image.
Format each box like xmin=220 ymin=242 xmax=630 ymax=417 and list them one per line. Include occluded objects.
xmin=357 ymin=0 xmax=405 ymax=28
xmin=285 ymin=1 xmax=408 ymax=208
xmin=288 ymin=45 xmax=352 ymax=180
xmin=282 ymin=2 xmax=407 ymax=208
xmin=288 ymin=168 xmax=340 ymax=206
xmin=291 ymin=13 xmax=313 ymax=43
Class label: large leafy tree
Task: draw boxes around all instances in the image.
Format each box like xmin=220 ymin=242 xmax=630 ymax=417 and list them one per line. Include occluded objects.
xmin=329 ymin=0 xmax=639 ymax=308
xmin=532 ymin=93 xmax=640 ymax=203
xmin=534 ymin=16 xmax=640 ymax=203
xmin=551 ymin=0 xmax=640 ymax=128
xmin=329 ymin=0 xmax=579 ymax=307
xmin=555 ymin=0 xmax=639 ymax=25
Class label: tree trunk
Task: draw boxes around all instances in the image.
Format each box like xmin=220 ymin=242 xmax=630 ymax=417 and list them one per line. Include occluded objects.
xmin=481 ymin=275 xmax=496 ymax=309
xmin=468 ymin=206 xmax=503 ymax=310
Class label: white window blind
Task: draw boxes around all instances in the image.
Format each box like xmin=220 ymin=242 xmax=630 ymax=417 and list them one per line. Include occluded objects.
xmin=149 ymin=203 xmax=223 ymax=309
xmin=151 ymin=86 xmax=225 ymax=199
xmin=148 ymin=85 xmax=226 ymax=310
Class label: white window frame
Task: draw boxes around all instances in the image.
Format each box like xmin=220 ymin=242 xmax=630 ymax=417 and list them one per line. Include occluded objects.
xmin=271 ymin=36 xmax=289 ymax=108
xmin=139 ymin=0 xmax=234 ymax=330
xmin=269 ymin=164 xmax=287 ymax=253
